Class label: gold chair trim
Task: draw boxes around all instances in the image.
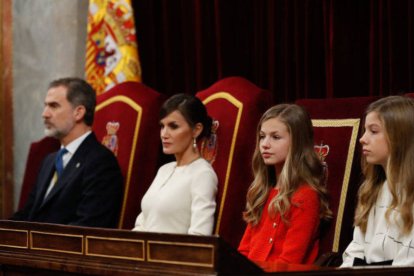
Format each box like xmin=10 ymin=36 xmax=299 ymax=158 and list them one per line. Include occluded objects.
xmin=202 ymin=92 xmax=243 ymax=234
xmin=96 ymin=95 xmax=142 ymax=228
xmin=312 ymin=118 xmax=360 ymax=252
xmin=147 ymin=240 xmax=214 ymax=268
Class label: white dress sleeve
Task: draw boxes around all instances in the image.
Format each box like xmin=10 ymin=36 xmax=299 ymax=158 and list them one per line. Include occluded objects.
xmin=341 ymin=226 xmax=366 ymax=267
xmin=391 ymin=231 xmax=414 ymax=266
xmin=188 ymin=168 xmax=218 ymax=235
xmin=132 ymin=212 xmax=145 ymax=231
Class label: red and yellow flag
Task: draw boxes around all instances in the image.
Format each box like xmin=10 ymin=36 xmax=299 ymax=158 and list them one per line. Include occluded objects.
xmin=85 ymin=0 xmax=142 ymax=94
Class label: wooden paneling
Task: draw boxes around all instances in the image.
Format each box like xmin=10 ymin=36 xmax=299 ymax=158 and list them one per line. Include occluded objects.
xmin=0 ymin=220 xmax=413 ymax=275
xmin=0 ymin=0 xmax=13 ymax=219
xmin=0 ymin=220 xmax=261 ymax=275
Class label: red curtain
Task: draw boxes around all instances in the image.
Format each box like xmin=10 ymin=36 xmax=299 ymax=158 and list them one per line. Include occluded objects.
xmin=133 ymin=0 xmax=414 ymax=102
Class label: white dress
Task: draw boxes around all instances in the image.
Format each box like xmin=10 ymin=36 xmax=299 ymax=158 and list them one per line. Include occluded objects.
xmin=132 ymin=158 xmax=218 ymax=235
xmin=342 ymin=181 xmax=414 ymax=267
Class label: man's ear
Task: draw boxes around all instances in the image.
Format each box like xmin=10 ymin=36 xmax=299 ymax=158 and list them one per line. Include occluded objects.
xmin=74 ymin=105 xmax=86 ymax=122
xmin=193 ymin=122 xmax=203 ymax=138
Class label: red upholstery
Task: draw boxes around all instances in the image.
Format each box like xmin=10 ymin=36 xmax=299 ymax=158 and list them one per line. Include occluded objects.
xmin=18 ymin=137 xmax=61 ymax=210
xmin=295 ymin=96 xmax=380 ymax=259
xmin=196 ymin=76 xmax=272 ymax=248
xmin=93 ymin=81 xmax=164 ymax=229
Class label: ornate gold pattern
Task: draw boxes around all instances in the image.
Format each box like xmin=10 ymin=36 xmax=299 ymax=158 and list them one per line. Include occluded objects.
xmin=202 ymin=92 xmax=243 ymax=234
xmin=96 ymin=95 xmax=142 ymax=228
xmin=312 ymin=118 xmax=360 ymax=252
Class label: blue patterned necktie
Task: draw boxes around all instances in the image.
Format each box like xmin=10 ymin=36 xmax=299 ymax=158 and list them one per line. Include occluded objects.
xmin=55 ymin=148 xmax=68 ymax=178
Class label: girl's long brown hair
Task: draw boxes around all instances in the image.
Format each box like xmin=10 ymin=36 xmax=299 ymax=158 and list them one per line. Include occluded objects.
xmin=243 ymin=104 xmax=332 ymax=225
xmin=355 ymin=96 xmax=414 ymax=235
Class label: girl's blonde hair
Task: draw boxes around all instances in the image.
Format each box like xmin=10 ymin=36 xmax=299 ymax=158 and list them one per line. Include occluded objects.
xmin=243 ymin=104 xmax=332 ymax=225
xmin=355 ymin=96 xmax=414 ymax=235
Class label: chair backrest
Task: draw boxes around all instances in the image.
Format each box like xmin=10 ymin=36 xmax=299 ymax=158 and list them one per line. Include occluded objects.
xmin=196 ymin=76 xmax=271 ymax=248
xmin=18 ymin=137 xmax=61 ymax=210
xmin=405 ymin=92 xmax=414 ymax=98
xmin=295 ymin=96 xmax=379 ymax=257
xmin=93 ymin=81 xmax=164 ymax=229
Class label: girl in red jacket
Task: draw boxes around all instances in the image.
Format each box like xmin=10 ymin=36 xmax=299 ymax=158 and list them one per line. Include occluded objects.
xmin=238 ymin=104 xmax=331 ymax=264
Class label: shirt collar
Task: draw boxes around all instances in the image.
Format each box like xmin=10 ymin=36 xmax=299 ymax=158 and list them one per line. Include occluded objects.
xmin=61 ymin=131 xmax=92 ymax=155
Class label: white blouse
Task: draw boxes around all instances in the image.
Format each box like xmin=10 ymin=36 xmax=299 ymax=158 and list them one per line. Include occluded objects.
xmin=133 ymin=158 xmax=218 ymax=235
xmin=342 ymin=181 xmax=414 ymax=267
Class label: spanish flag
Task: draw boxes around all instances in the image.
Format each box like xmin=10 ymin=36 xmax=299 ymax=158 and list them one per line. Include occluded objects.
xmin=85 ymin=0 xmax=142 ymax=94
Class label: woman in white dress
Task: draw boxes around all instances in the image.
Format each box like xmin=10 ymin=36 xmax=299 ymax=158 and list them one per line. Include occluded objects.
xmin=132 ymin=93 xmax=218 ymax=235
xmin=342 ymin=96 xmax=414 ymax=267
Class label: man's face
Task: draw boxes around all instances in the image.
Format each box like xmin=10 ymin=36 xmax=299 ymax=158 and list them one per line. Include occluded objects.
xmin=42 ymin=85 xmax=76 ymax=140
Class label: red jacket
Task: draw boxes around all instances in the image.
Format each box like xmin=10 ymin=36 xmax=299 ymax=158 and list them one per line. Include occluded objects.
xmin=238 ymin=184 xmax=320 ymax=264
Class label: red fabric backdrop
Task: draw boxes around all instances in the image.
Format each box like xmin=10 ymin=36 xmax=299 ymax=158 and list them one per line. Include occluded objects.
xmin=133 ymin=0 xmax=413 ymax=102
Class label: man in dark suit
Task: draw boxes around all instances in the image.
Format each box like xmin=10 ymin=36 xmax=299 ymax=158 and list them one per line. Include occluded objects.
xmin=11 ymin=77 xmax=123 ymax=228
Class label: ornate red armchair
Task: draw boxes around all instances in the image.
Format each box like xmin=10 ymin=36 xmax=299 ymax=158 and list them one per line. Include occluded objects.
xmin=196 ymin=76 xmax=272 ymax=248
xmin=295 ymin=96 xmax=379 ymax=265
xmin=93 ymin=81 xmax=164 ymax=229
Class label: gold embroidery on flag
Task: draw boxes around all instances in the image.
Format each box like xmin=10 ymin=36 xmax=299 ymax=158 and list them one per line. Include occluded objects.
xmin=86 ymin=0 xmax=142 ymax=94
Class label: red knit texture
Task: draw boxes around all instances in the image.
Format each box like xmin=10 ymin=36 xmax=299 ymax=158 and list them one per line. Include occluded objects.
xmin=238 ymin=185 xmax=320 ymax=264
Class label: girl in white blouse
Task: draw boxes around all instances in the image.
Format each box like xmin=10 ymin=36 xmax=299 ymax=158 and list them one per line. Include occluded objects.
xmin=132 ymin=94 xmax=218 ymax=235
xmin=342 ymin=96 xmax=414 ymax=267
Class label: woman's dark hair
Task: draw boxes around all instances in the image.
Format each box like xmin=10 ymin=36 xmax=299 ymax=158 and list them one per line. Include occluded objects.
xmin=160 ymin=93 xmax=212 ymax=140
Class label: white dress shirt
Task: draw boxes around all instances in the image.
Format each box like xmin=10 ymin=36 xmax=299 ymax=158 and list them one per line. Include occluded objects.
xmin=44 ymin=131 xmax=91 ymax=197
xmin=342 ymin=181 xmax=414 ymax=266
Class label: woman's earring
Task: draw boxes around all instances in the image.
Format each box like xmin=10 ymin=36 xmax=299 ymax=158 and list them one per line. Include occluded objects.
xmin=193 ymin=137 xmax=197 ymax=149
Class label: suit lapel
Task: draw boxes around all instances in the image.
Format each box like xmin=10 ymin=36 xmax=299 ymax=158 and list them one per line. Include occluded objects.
xmin=39 ymin=133 xmax=96 ymax=207
xmin=32 ymin=155 xmax=56 ymax=211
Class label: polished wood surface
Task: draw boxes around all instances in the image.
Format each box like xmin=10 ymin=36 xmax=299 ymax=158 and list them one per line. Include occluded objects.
xmin=1 ymin=220 xmax=414 ymax=275
xmin=0 ymin=0 xmax=14 ymax=220
xmin=0 ymin=220 xmax=260 ymax=275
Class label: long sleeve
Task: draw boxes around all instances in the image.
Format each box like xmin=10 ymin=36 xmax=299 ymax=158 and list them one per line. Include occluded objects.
xmin=69 ymin=148 xmax=123 ymax=228
xmin=341 ymin=226 xmax=365 ymax=267
xmin=238 ymin=224 xmax=253 ymax=257
xmin=132 ymin=212 xmax=145 ymax=231
xmin=188 ymin=168 xmax=218 ymax=235
xmin=341 ymin=181 xmax=414 ymax=267
xmin=131 ymin=159 xmax=218 ymax=235
xmin=237 ymin=185 xmax=320 ymax=264
xmin=392 ymin=233 xmax=414 ymax=266
xmin=9 ymin=133 xmax=123 ymax=228
xmin=10 ymin=155 xmax=52 ymax=221
xmin=275 ymin=188 xmax=320 ymax=264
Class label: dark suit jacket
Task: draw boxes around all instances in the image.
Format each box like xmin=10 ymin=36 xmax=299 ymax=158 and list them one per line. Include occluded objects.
xmin=12 ymin=133 xmax=123 ymax=228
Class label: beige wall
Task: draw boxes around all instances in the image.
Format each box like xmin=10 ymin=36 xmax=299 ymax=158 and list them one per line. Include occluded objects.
xmin=12 ymin=0 xmax=88 ymax=209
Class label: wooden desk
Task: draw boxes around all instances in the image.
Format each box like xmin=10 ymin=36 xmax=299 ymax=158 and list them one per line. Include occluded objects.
xmin=1 ymin=220 xmax=414 ymax=275
xmin=0 ymin=220 xmax=260 ymax=275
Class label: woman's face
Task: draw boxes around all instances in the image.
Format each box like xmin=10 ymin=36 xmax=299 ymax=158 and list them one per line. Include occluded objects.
xmin=160 ymin=110 xmax=194 ymax=156
xmin=259 ymin=117 xmax=291 ymax=174
xmin=359 ymin=111 xmax=390 ymax=169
